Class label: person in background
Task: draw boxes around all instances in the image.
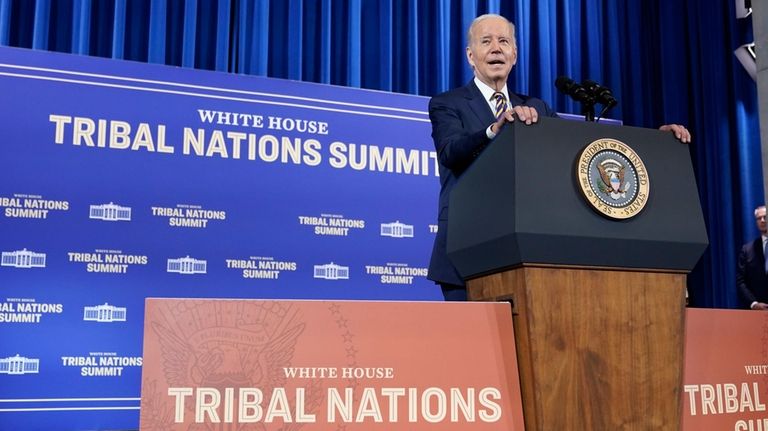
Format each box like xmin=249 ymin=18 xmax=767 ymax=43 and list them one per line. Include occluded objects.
xmin=737 ymin=205 xmax=768 ymax=310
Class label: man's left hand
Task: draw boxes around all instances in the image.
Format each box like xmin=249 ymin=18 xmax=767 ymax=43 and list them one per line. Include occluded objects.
xmin=491 ymin=106 xmax=539 ymax=134
xmin=509 ymin=105 xmax=538 ymax=125
xmin=659 ymin=124 xmax=691 ymax=143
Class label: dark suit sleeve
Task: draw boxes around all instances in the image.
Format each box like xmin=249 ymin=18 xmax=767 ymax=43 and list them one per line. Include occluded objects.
xmin=737 ymin=244 xmax=756 ymax=307
xmin=428 ymin=94 xmax=490 ymax=173
xmin=540 ymin=100 xmax=559 ymax=118
xmin=517 ymin=96 xmax=559 ymax=118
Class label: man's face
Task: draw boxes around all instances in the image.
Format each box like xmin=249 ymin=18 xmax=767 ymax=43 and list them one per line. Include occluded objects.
xmin=756 ymin=207 xmax=767 ymax=235
xmin=466 ymin=17 xmax=517 ymax=89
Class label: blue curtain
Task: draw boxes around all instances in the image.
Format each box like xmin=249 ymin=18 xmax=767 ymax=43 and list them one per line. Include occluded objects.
xmin=0 ymin=0 xmax=760 ymax=308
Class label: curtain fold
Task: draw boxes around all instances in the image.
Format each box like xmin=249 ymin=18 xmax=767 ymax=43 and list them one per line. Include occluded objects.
xmin=112 ymin=0 xmax=125 ymax=59
xmin=148 ymin=0 xmax=166 ymax=63
xmin=0 ymin=0 xmax=760 ymax=308
xmin=31 ymin=0 xmax=49 ymax=50
xmin=71 ymin=0 xmax=90 ymax=54
xmin=0 ymin=0 xmax=10 ymax=45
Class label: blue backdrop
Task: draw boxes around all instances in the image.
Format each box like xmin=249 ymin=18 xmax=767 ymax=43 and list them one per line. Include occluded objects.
xmin=0 ymin=0 xmax=760 ymax=325
xmin=0 ymin=44 xmax=441 ymax=430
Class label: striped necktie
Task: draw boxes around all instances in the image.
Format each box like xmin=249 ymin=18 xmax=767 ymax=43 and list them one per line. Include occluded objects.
xmin=492 ymin=92 xmax=507 ymax=120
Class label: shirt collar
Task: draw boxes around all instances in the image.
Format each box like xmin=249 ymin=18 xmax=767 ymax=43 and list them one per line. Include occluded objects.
xmin=474 ymin=77 xmax=509 ymax=103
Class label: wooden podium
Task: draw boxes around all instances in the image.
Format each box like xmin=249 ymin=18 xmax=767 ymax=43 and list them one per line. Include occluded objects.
xmin=447 ymin=118 xmax=708 ymax=430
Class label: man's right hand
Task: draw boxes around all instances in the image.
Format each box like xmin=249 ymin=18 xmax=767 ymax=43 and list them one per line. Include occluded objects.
xmin=752 ymin=302 xmax=768 ymax=310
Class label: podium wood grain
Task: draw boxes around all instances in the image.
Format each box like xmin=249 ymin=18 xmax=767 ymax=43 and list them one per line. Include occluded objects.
xmin=468 ymin=266 xmax=686 ymax=431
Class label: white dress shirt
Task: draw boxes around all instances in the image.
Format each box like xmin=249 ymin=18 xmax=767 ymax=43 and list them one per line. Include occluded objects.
xmin=473 ymin=77 xmax=510 ymax=139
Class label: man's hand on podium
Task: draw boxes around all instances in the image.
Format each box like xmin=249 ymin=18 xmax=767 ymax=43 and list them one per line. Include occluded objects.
xmin=490 ymin=105 xmax=540 ymax=134
xmin=659 ymin=124 xmax=691 ymax=143
xmin=751 ymin=302 xmax=768 ymax=310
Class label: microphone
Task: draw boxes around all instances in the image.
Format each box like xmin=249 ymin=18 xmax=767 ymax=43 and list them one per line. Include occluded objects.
xmin=582 ymin=80 xmax=618 ymax=108
xmin=555 ymin=76 xmax=593 ymax=104
xmin=555 ymin=76 xmax=619 ymax=121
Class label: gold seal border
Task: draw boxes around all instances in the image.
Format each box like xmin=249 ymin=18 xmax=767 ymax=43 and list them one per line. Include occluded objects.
xmin=576 ymin=138 xmax=650 ymax=220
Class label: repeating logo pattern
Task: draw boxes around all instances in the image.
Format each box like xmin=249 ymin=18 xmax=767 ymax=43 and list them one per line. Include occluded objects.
xmin=313 ymin=263 xmax=350 ymax=280
xmin=380 ymin=221 xmax=415 ymax=238
xmin=1 ymin=249 xmax=47 ymax=268
xmin=167 ymin=256 xmax=208 ymax=275
xmin=89 ymin=202 xmax=132 ymax=221
xmin=83 ymin=303 xmax=127 ymax=323
xmin=0 ymin=355 xmax=40 ymax=375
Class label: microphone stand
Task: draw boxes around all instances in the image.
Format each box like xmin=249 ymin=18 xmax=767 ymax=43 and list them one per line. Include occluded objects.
xmin=583 ymin=101 xmax=596 ymax=122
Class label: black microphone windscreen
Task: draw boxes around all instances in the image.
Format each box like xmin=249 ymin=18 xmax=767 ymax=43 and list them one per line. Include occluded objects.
xmin=555 ymin=76 xmax=575 ymax=93
xmin=582 ymin=79 xmax=618 ymax=107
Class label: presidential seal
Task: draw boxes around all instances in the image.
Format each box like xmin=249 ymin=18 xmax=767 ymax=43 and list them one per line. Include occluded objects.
xmin=576 ymin=138 xmax=649 ymax=219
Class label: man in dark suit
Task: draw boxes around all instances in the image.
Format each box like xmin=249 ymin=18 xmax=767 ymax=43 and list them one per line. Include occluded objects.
xmin=427 ymin=14 xmax=692 ymax=300
xmin=427 ymin=14 xmax=557 ymax=300
xmin=737 ymin=205 xmax=768 ymax=309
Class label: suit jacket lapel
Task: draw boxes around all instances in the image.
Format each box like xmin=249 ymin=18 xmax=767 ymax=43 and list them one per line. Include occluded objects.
xmin=508 ymin=92 xmax=524 ymax=107
xmin=464 ymin=81 xmax=495 ymax=126
xmin=756 ymin=238 xmax=766 ymax=273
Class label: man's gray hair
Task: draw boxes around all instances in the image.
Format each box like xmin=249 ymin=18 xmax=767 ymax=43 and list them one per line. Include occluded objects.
xmin=466 ymin=14 xmax=517 ymax=48
xmin=755 ymin=205 xmax=766 ymax=217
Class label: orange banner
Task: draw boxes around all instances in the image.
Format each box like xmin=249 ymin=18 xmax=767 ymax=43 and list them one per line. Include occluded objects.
xmin=683 ymin=308 xmax=768 ymax=430
xmin=139 ymin=299 xmax=525 ymax=430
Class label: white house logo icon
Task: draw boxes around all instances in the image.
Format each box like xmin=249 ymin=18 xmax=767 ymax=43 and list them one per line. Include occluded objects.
xmin=1 ymin=249 xmax=46 ymax=268
xmin=380 ymin=221 xmax=415 ymax=238
xmin=83 ymin=303 xmax=127 ymax=322
xmin=89 ymin=202 xmax=132 ymax=221
xmin=0 ymin=354 xmax=40 ymax=375
xmin=167 ymin=256 xmax=207 ymax=275
xmin=313 ymin=262 xmax=350 ymax=280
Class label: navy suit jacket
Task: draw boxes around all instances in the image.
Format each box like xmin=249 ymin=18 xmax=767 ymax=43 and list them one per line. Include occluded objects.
xmin=737 ymin=237 xmax=768 ymax=307
xmin=427 ymin=80 xmax=558 ymax=286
